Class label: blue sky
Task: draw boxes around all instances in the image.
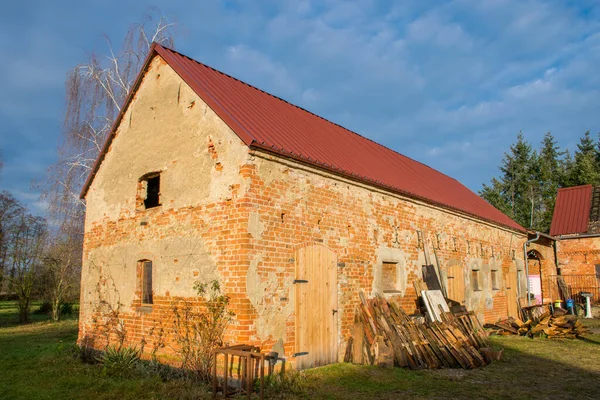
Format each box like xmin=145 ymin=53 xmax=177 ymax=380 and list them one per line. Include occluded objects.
xmin=1 ymin=0 xmax=599 ymax=215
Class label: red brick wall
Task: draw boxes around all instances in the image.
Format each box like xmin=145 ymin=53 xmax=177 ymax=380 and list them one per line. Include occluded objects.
xmin=558 ymin=237 xmax=600 ymax=275
xmin=80 ymin=151 xmax=533 ymax=364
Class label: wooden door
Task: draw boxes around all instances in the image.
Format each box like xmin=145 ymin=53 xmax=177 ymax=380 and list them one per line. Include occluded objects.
xmin=446 ymin=264 xmax=465 ymax=305
xmin=505 ymin=269 xmax=518 ymax=317
xmin=295 ymin=245 xmax=338 ymax=370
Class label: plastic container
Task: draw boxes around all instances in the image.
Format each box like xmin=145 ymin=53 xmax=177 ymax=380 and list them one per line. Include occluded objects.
xmin=566 ymin=298 xmax=575 ymax=315
xmin=554 ymin=300 xmax=562 ymax=309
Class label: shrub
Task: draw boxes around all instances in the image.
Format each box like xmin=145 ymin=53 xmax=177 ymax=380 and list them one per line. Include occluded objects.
xmin=61 ymin=303 xmax=74 ymax=315
xmin=172 ymin=280 xmax=234 ymax=381
xmin=97 ymin=346 xmax=141 ymax=378
xmin=34 ymin=302 xmax=53 ymax=315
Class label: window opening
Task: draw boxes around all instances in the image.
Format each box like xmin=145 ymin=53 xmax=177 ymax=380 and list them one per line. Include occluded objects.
xmin=491 ymin=270 xmax=499 ymax=290
xmin=382 ymin=262 xmax=400 ymax=293
xmin=142 ymin=260 xmax=153 ymax=304
xmin=144 ymin=175 xmax=160 ymax=209
xmin=472 ymin=269 xmax=481 ymax=291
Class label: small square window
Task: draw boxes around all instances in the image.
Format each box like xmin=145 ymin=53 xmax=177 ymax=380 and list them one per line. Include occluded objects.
xmin=471 ymin=269 xmax=481 ymax=291
xmin=382 ymin=262 xmax=400 ymax=293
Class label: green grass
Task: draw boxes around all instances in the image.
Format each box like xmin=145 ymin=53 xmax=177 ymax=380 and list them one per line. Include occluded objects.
xmin=0 ymin=301 xmax=210 ymax=400
xmin=1 ymin=301 xmax=599 ymax=399
xmin=301 ymin=318 xmax=600 ymax=400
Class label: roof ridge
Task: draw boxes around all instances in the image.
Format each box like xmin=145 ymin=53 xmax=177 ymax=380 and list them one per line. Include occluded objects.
xmin=558 ymin=184 xmax=593 ymax=192
xmin=157 ymin=44 xmax=460 ymax=183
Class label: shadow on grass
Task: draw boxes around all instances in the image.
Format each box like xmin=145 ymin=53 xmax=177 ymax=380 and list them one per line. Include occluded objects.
xmin=577 ymin=335 xmax=600 ymax=346
xmin=301 ymin=333 xmax=600 ymax=400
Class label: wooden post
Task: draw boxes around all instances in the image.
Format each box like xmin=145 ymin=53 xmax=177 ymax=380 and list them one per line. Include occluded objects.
xmin=260 ymin=354 xmax=265 ymax=400
xmin=224 ymin=353 xmax=228 ymax=397
xmin=246 ymin=354 xmax=252 ymax=400
xmin=213 ymin=352 xmax=218 ymax=399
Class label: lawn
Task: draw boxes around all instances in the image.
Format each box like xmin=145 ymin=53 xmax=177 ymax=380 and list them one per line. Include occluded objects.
xmin=0 ymin=301 xmax=599 ymax=399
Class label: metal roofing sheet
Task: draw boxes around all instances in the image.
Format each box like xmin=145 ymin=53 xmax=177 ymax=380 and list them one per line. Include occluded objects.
xmin=81 ymin=44 xmax=525 ymax=233
xmin=550 ymin=185 xmax=593 ymax=236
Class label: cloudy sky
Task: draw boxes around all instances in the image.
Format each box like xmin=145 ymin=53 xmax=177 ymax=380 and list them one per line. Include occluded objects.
xmin=1 ymin=0 xmax=599 ymax=214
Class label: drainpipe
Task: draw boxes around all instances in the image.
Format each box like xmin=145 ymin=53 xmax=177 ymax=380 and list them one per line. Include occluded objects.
xmin=524 ymin=232 xmax=540 ymax=306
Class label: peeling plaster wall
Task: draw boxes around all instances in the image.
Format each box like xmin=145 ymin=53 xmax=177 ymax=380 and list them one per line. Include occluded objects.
xmin=80 ymin=56 xmax=252 ymax=350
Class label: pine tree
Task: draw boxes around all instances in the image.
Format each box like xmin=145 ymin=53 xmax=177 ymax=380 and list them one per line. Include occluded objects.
xmin=570 ymin=131 xmax=600 ymax=185
xmin=536 ymin=132 xmax=561 ymax=231
xmin=559 ymin=149 xmax=575 ymax=187
xmin=481 ymin=132 xmax=537 ymax=229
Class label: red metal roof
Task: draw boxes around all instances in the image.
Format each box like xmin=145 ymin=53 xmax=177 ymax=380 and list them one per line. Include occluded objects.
xmin=550 ymin=185 xmax=593 ymax=236
xmin=81 ymin=43 xmax=525 ymax=233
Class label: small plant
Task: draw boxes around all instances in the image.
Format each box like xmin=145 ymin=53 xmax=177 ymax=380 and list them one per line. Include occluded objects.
xmin=97 ymin=346 xmax=141 ymax=378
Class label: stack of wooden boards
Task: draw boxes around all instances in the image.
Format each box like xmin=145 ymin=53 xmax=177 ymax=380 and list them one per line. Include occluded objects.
xmin=349 ymin=293 xmax=492 ymax=369
xmin=489 ymin=308 xmax=589 ymax=339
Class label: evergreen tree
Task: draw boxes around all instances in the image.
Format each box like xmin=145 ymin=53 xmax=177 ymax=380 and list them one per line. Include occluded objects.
xmin=536 ymin=132 xmax=561 ymax=231
xmin=481 ymin=132 xmax=538 ymax=229
xmin=559 ymin=149 xmax=575 ymax=187
xmin=482 ymin=130 xmax=599 ymax=233
xmin=570 ymin=131 xmax=600 ymax=185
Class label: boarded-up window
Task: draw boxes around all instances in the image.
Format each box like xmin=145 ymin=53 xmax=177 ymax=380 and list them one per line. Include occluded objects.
xmin=596 ymin=264 xmax=600 ymax=278
xmin=142 ymin=261 xmax=153 ymax=304
xmin=382 ymin=262 xmax=399 ymax=293
xmin=472 ymin=269 xmax=481 ymax=291
xmin=491 ymin=270 xmax=499 ymax=290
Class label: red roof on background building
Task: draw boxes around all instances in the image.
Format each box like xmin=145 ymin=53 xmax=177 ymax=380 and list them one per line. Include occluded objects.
xmin=81 ymin=43 xmax=525 ymax=233
xmin=550 ymin=185 xmax=593 ymax=236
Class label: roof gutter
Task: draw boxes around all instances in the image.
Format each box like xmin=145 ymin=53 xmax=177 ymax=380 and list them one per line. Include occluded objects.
xmin=555 ymin=233 xmax=600 ymax=240
xmin=524 ymin=232 xmax=540 ymax=306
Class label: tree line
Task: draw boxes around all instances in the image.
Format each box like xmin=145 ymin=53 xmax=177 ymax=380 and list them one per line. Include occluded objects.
xmin=0 ymin=188 xmax=81 ymax=323
xmin=480 ymin=131 xmax=600 ymax=233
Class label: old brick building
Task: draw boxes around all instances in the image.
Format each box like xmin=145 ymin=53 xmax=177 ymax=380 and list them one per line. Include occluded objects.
xmin=550 ymin=184 xmax=600 ymax=302
xmin=79 ymin=43 xmax=534 ymax=369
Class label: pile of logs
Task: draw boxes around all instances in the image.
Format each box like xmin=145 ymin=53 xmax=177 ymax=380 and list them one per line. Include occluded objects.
xmin=489 ymin=308 xmax=589 ymax=339
xmin=348 ymin=293 xmax=493 ymax=369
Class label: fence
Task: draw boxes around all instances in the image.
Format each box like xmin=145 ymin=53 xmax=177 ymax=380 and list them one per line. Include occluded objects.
xmin=546 ymin=274 xmax=600 ymax=304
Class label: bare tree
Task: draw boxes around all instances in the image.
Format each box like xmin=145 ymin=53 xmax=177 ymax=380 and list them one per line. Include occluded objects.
xmin=4 ymin=210 xmax=47 ymax=323
xmin=44 ymin=11 xmax=176 ymax=231
xmin=41 ymin=232 xmax=82 ymax=321
xmin=0 ymin=191 xmax=25 ymax=295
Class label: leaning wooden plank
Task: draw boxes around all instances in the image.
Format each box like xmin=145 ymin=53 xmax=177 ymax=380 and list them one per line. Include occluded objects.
xmin=422 ymin=264 xmax=443 ymax=291
xmin=433 ymin=322 xmax=471 ymax=369
xmin=421 ymin=327 xmax=451 ymax=368
xmin=428 ymin=322 xmax=460 ymax=368
xmin=353 ymin=321 xmax=364 ymax=364
xmin=423 ymin=290 xmax=450 ymax=322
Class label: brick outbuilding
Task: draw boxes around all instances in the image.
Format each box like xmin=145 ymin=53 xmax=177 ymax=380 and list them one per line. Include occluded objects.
xmin=550 ymin=185 xmax=600 ymax=303
xmin=79 ymin=43 xmax=537 ymax=368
